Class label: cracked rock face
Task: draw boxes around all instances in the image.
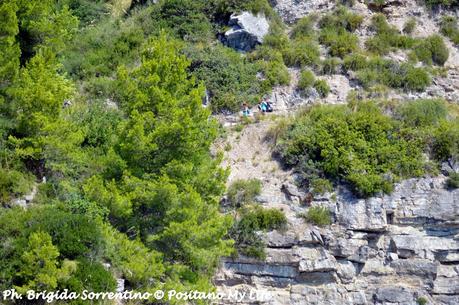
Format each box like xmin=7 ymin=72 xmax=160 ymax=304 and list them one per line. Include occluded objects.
xmin=214 ymin=176 xmax=459 ymax=305
xmin=223 ymin=12 xmax=269 ymax=51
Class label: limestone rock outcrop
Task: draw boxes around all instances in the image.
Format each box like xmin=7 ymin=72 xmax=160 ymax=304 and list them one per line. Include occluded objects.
xmin=214 ymin=176 xmax=459 ymax=304
xmin=223 ymin=12 xmax=269 ymax=51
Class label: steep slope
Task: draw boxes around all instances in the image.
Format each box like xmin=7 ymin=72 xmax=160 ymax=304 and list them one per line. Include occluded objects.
xmin=213 ymin=1 xmax=459 ymax=304
xmin=214 ymin=112 xmax=459 ymax=305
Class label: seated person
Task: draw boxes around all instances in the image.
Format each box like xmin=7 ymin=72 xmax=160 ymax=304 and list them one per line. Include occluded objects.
xmin=242 ymin=103 xmax=251 ymax=116
xmin=260 ymin=100 xmax=268 ymax=112
xmin=266 ymin=101 xmax=273 ymax=112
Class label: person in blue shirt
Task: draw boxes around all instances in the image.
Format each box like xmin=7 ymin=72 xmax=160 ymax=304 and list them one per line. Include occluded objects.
xmin=242 ymin=102 xmax=250 ymax=116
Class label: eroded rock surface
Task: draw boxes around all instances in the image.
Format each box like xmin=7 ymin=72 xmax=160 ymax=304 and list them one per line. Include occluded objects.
xmin=215 ymin=175 xmax=459 ymax=304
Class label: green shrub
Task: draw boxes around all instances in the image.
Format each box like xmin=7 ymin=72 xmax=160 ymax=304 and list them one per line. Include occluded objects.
xmin=414 ymin=35 xmax=449 ymax=66
xmin=396 ymin=99 xmax=447 ymax=127
xmin=343 ymin=53 xmax=368 ymax=71
xmin=62 ymin=16 xmax=146 ymax=79
xmin=64 ymin=259 xmax=117 ymax=293
xmin=227 ymin=179 xmax=262 ymax=207
xmin=319 ymin=28 xmax=359 ymax=58
xmin=262 ymin=30 xmax=290 ymax=51
xmin=310 ymin=178 xmax=333 ymax=195
xmin=26 ymin=208 xmax=104 ymax=259
xmin=321 ymin=57 xmax=341 ymax=74
xmin=298 ymin=70 xmax=316 ymax=90
xmin=446 ymin=172 xmax=459 ymax=189
xmin=253 ymin=207 xmax=287 ymax=231
xmin=284 ymin=38 xmax=320 ymax=67
xmin=318 ymin=7 xmax=362 ymax=58
xmin=60 ymin=0 xmax=109 ymax=26
xmin=291 ymin=16 xmax=316 ymax=39
xmin=314 ymin=79 xmax=330 ymax=98
xmin=230 ymin=206 xmax=287 ymax=259
xmin=186 ymin=44 xmax=265 ymax=112
xmin=241 ymin=239 xmax=266 ymax=260
xmin=305 ymin=206 xmax=332 ymax=226
xmin=432 ymin=119 xmax=459 ymax=162
xmin=259 ymin=57 xmax=291 ymax=89
xmin=403 ymin=65 xmax=431 ymax=91
xmin=366 ymin=14 xmax=417 ymax=55
xmin=417 ymin=296 xmax=428 ymax=305
xmin=353 ymin=58 xmax=431 ymax=92
xmin=403 ymin=18 xmax=417 ymax=34
xmin=234 ymin=207 xmax=287 ymax=233
xmin=158 ymin=0 xmax=213 ymax=42
xmin=275 ymin=102 xmax=425 ymax=197
xmin=440 ymin=16 xmax=459 ymax=44
xmin=0 ymin=168 xmax=34 ymax=205
xmin=318 ymin=6 xmax=363 ymax=32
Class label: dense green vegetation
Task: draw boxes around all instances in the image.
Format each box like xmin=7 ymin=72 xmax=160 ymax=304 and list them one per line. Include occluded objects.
xmin=365 ymin=14 xmax=416 ymax=55
xmin=275 ymin=100 xmax=459 ymax=197
xmin=1 ymin=0 xmax=458 ymax=300
xmin=318 ymin=7 xmax=362 ymax=58
xmin=1 ymin=0 xmax=272 ymax=299
xmin=288 ymin=8 xmax=440 ymax=94
xmin=403 ymin=18 xmax=416 ymax=34
xmin=365 ymin=14 xmax=449 ymax=66
xmin=343 ymin=55 xmax=431 ymax=91
xmin=59 ymin=0 xmax=287 ymax=113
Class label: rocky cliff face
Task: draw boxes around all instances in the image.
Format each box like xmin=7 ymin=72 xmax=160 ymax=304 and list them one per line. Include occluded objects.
xmin=215 ymin=174 xmax=458 ymax=304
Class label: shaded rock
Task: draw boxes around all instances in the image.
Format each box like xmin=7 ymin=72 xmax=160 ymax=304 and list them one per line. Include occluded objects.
xmin=297 ymin=248 xmax=337 ymax=272
xmin=391 ymin=234 xmax=459 ymax=259
xmin=297 ymin=228 xmax=323 ymax=245
xmin=328 ymin=236 xmax=369 ymax=261
xmin=360 ymin=258 xmax=394 ymax=276
xmin=224 ymin=12 xmax=269 ymax=51
xmin=265 ymin=230 xmax=297 ymax=248
xmin=374 ymin=286 xmax=414 ymax=303
xmin=281 ymin=182 xmax=304 ymax=200
xmin=433 ymin=265 xmax=459 ymax=294
xmin=224 ymin=262 xmax=298 ymax=278
xmin=434 ymin=295 xmax=459 ymax=305
xmin=435 ymin=250 xmax=459 ymax=263
xmin=266 ymin=248 xmax=299 ymax=265
xmin=441 ymin=159 xmax=459 ymax=174
xmin=390 ymin=259 xmax=438 ymax=279
xmin=336 ymin=260 xmax=357 ymax=284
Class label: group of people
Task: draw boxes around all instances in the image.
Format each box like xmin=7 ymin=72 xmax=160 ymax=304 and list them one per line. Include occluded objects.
xmin=242 ymin=98 xmax=273 ymax=117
